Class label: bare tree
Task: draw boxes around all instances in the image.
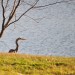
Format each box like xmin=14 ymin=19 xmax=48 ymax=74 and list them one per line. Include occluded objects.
xmin=0 ymin=0 xmax=39 ymax=37
xmin=0 ymin=0 xmax=73 ymax=38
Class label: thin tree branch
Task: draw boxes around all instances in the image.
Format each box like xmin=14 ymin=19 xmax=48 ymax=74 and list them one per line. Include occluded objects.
xmin=5 ymin=0 xmax=9 ymax=10
xmin=25 ymin=15 xmax=39 ymax=23
xmin=9 ymin=0 xmax=16 ymax=17
xmin=33 ymin=0 xmax=73 ymax=8
xmin=10 ymin=0 xmax=20 ymax=17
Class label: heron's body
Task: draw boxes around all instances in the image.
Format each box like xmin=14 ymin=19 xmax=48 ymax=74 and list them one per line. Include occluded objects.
xmin=9 ymin=49 xmax=16 ymax=53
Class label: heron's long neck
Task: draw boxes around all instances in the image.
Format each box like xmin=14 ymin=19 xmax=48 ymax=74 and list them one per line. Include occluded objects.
xmin=15 ymin=40 xmax=19 ymax=52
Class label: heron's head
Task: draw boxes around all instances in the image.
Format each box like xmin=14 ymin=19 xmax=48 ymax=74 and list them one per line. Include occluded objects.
xmin=17 ymin=37 xmax=26 ymax=41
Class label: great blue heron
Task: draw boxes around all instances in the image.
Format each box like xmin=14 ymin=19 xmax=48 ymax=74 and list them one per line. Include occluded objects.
xmin=8 ymin=37 xmax=26 ymax=53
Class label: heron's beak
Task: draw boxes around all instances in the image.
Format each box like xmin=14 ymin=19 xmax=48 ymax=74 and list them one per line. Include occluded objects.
xmin=21 ymin=38 xmax=27 ymax=40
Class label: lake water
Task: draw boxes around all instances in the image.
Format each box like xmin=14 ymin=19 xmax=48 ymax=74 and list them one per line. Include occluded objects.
xmin=0 ymin=0 xmax=75 ymax=57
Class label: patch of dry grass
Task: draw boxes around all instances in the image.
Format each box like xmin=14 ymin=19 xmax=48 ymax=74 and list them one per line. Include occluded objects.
xmin=0 ymin=53 xmax=75 ymax=75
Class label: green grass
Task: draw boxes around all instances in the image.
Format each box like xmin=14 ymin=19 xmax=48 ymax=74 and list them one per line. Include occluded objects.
xmin=0 ymin=53 xmax=75 ymax=75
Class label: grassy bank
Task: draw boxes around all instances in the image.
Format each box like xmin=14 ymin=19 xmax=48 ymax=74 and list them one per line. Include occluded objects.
xmin=0 ymin=53 xmax=75 ymax=75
